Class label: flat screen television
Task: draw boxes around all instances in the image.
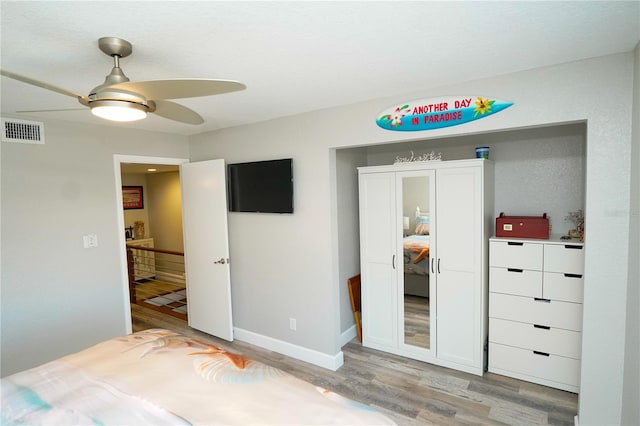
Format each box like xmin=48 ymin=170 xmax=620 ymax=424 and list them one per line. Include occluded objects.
xmin=227 ymin=159 xmax=293 ymax=213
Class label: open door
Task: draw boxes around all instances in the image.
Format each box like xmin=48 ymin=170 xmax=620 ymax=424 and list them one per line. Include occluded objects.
xmin=180 ymin=159 xmax=233 ymax=340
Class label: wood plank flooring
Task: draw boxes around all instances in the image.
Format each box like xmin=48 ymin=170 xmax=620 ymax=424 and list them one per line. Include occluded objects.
xmin=131 ymin=304 xmax=578 ymax=425
xmin=404 ymin=295 xmax=430 ymax=349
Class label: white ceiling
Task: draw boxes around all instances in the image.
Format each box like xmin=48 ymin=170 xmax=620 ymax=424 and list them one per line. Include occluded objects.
xmin=2 ymin=1 xmax=639 ymax=136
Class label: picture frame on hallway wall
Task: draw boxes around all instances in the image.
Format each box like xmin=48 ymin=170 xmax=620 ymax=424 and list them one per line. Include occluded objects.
xmin=122 ymin=186 xmax=144 ymax=210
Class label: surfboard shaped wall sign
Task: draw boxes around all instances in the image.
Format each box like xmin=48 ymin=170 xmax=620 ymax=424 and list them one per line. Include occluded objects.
xmin=376 ymin=96 xmax=513 ymax=131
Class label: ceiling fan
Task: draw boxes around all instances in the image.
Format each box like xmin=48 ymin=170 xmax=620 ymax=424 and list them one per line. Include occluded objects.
xmin=0 ymin=37 xmax=246 ymax=124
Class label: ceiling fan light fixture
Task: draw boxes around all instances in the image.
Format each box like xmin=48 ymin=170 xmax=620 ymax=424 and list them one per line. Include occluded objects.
xmin=90 ymin=100 xmax=147 ymax=122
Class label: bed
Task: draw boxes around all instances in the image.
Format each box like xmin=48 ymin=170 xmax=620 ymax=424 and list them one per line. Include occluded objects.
xmin=1 ymin=329 xmax=394 ymax=425
xmin=403 ymin=212 xmax=430 ymax=297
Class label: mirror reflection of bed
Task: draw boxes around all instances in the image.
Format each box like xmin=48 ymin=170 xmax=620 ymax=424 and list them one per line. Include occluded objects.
xmin=402 ymin=198 xmax=431 ymax=350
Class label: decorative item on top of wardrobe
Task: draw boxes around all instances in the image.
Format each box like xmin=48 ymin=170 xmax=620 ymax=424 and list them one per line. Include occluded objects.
xmin=564 ymin=209 xmax=584 ymax=242
xmin=394 ymin=150 xmax=442 ymax=164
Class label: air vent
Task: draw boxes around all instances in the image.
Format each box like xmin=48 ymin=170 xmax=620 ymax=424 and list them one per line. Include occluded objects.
xmin=1 ymin=118 xmax=45 ymax=144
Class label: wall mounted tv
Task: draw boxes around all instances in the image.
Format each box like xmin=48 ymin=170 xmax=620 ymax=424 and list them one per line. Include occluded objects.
xmin=227 ymin=158 xmax=294 ymax=213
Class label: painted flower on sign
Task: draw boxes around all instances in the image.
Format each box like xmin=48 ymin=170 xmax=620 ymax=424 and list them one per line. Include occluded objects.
xmin=379 ymin=104 xmax=411 ymax=127
xmin=474 ymin=97 xmax=495 ymax=117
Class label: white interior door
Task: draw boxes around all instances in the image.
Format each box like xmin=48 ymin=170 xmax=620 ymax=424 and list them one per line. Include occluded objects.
xmin=180 ymin=159 xmax=233 ymax=340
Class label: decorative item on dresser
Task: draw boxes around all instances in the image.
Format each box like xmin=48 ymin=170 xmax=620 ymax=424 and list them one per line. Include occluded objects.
xmin=488 ymin=235 xmax=585 ymax=392
xmin=358 ymin=158 xmax=494 ymax=376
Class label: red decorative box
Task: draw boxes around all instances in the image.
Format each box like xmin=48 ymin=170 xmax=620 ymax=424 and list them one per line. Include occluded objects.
xmin=495 ymin=212 xmax=549 ymax=239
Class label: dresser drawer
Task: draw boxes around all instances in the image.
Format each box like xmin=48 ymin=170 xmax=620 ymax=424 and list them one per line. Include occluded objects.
xmin=489 ymin=343 xmax=580 ymax=388
xmin=490 ymin=267 xmax=542 ymax=297
xmin=489 ymin=293 xmax=583 ymax=331
xmin=544 ymin=243 xmax=584 ymax=274
xmin=544 ymin=272 xmax=584 ymax=303
xmin=490 ymin=240 xmax=543 ymax=270
xmin=489 ymin=318 xmax=582 ymax=359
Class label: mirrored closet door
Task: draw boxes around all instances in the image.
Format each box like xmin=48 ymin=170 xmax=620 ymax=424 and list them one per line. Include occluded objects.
xmin=397 ymin=172 xmax=435 ymax=356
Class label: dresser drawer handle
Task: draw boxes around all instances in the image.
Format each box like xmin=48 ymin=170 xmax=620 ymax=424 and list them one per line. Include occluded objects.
xmin=507 ymin=268 xmax=524 ymax=273
xmin=534 ymin=297 xmax=551 ymax=303
xmin=533 ymin=351 xmax=550 ymax=357
xmin=564 ymin=244 xmax=583 ymax=250
xmin=507 ymin=242 xmax=524 ymax=246
xmin=534 ymin=324 xmax=551 ymax=330
xmin=564 ymin=273 xmax=583 ymax=278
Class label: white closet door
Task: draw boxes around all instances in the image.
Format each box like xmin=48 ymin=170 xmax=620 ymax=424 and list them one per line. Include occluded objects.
xmin=435 ymin=165 xmax=483 ymax=368
xmin=181 ymin=159 xmax=233 ymax=341
xmin=359 ymin=172 xmax=398 ymax=350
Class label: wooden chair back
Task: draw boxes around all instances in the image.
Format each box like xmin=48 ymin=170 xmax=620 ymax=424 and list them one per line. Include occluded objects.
xmin=347 ymin=274 xmax=362 ymax=343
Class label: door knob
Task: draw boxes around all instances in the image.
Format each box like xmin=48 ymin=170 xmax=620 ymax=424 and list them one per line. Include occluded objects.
xmin=214 ymin=258 xmax=227 ymax=264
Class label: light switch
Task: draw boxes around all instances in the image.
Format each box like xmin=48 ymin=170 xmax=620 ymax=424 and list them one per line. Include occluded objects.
xmin=83 ymin=234 xmax=98 ymax=248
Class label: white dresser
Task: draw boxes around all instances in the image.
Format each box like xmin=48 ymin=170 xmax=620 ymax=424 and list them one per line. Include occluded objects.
xmin=488 ymin=236 xmax=584 ymax=392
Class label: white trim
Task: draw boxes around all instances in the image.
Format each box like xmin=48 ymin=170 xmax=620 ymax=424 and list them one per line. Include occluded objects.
xmin=234 ymin=327 xmax=344 ymax=371
xmin=113 ymin=154 xmax=189 ymax=335
xmin=340 ymin=324 xmax=357 ymax=347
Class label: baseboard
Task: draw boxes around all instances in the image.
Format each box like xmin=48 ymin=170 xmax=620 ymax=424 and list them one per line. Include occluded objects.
xmin=233 ymin=327 xmax=344 ymax=371
xmin=340 ymin=324 xmax=357 ymax=347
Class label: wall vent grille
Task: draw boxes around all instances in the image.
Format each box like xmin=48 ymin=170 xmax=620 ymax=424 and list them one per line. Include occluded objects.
xmin=1 ymin=118 xmax=45 ymax=144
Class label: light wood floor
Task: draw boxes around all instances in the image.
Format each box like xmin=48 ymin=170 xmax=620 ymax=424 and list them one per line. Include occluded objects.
xmin=131 ymin=304 xmax=578 ymax=425
xmin=404 ymin=295 xmax=430 ymax=349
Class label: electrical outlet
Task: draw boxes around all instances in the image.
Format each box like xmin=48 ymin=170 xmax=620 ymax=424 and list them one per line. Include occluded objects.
xmin=289 ymin=318 xmax=296 ymax=331
xmin=83 ymin=234 xmax=98 ymax=248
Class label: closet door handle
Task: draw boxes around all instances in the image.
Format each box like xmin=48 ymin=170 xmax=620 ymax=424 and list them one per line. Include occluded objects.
xmin=392 ymin=254 xmax=395 ymax=269
xmin=533 ymin=351 xmax=550 ymax=357
xmin=507 ymin=268 xmax=524 ymax=273
xmin=431 ymin=258 xmax=435 ymax=274
xmin=437 ymin=258 xmax=441 ymax=274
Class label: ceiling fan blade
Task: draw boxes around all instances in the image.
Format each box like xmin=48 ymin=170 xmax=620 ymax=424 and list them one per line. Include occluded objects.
xmin=109 ymin=79 xmax=245 ymax=100
xmin=1 ymin=69 xmax=89 ymax=105
xmin=151 ymin=100 xmax=204 ymax=124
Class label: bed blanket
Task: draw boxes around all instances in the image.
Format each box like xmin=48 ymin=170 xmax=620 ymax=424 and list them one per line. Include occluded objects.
xmin=1 ymin=329 xmax=395 ymax=425
xmin=403 ymin=234 xmax=430 ymax=264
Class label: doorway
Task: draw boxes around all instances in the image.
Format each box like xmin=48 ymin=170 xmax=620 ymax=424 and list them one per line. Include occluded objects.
xmin=114 ymin=155 xmax=189 ymax=333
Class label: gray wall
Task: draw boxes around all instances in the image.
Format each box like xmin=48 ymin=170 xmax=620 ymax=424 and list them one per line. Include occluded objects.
xmin=333 ymin=148 xmax=367 ymax=336
xmin=1 ymin=120 xmax=189 ymax=376
xmin=622 ymin=41 xmax=640 ymax=426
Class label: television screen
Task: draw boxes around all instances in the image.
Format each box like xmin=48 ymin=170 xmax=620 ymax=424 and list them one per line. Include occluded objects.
xmin=227 ymin=159 xmax=293 ymax=213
